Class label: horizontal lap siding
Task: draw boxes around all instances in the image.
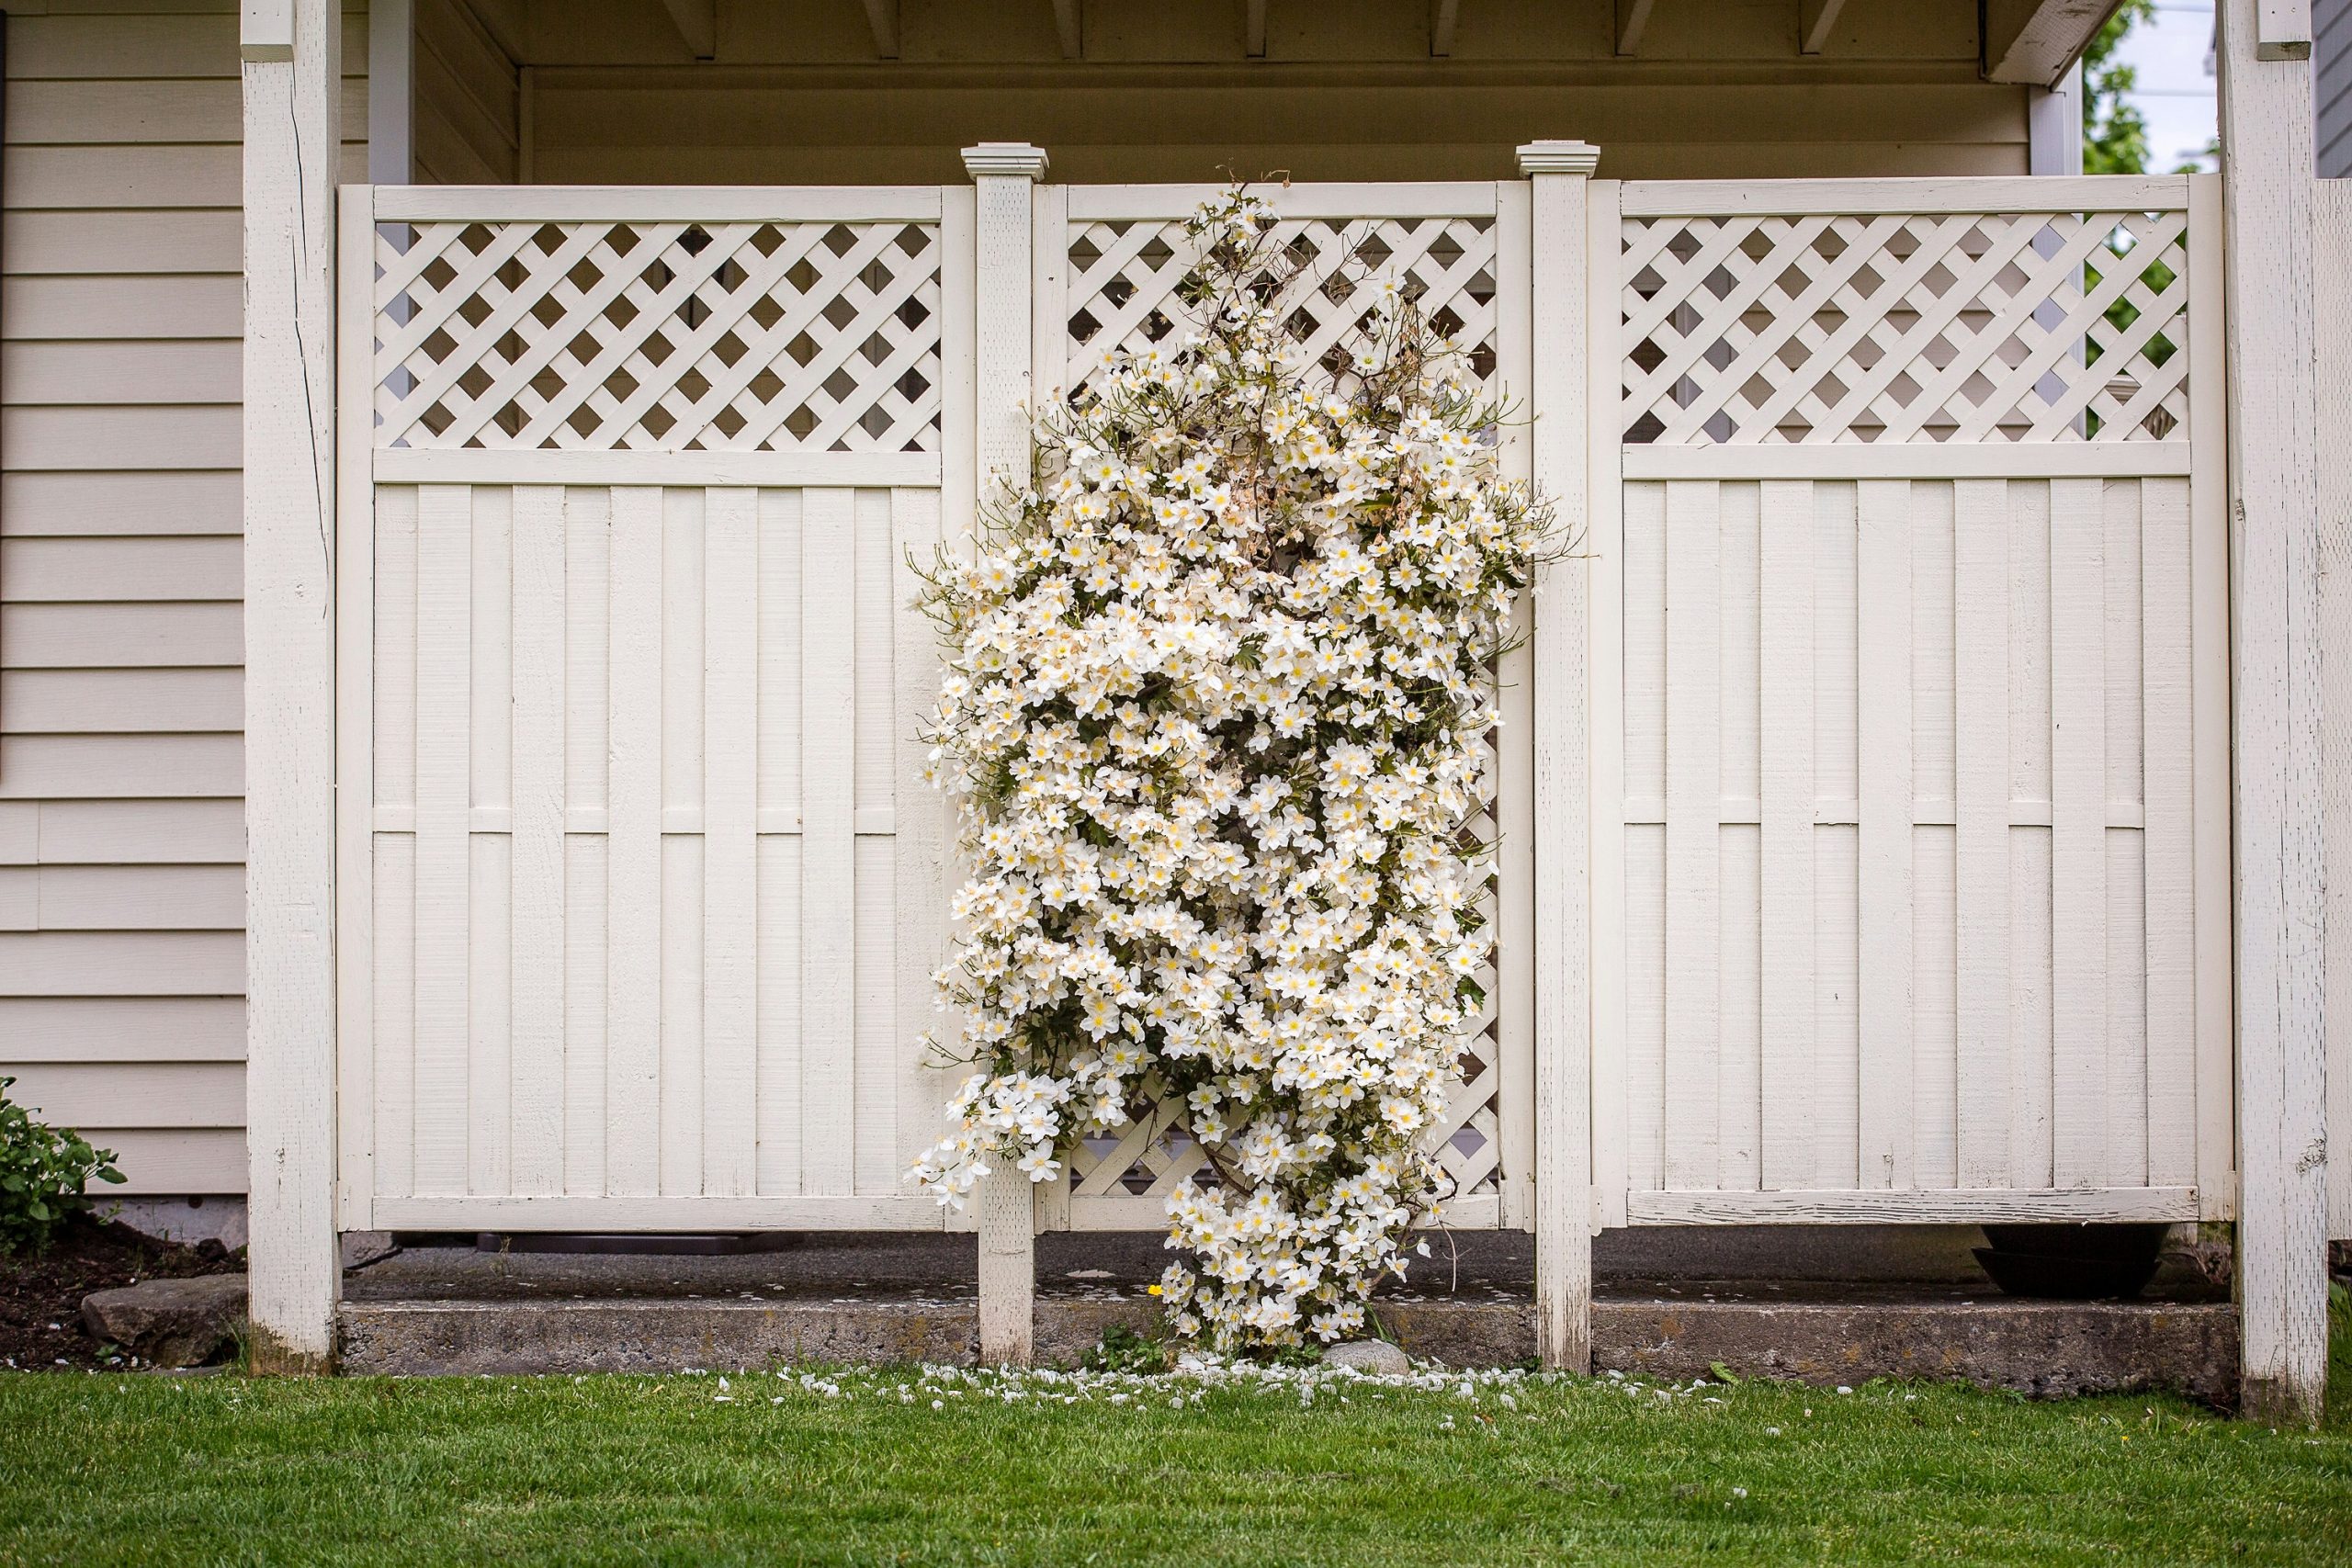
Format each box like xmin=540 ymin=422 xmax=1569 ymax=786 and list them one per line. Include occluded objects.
xmin=1618 ymin=477 xmax=2206 ymax=1205
xmin=0 ymin=4 xmax=367 ymax=1195
xmin=361 ymin=483 xmax=948 ymax=1228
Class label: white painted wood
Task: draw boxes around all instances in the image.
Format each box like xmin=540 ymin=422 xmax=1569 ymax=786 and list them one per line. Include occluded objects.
xmin=604 ymin=486 xmax=664 ymax=1198
xmin=1622 ymin=445 xmax=2193 ymax=480
xmin=242 ymin=0 xmax=341 ymax=1371
xmin=799 ymin=486 xmax=858 ymax=1198
xmin=1856 ymin=480 xmax=1914 ymax=1190
xmin=508 ymin=484 xmax=567 ymax=1198
xmin=1627 ymin=1186 xmax=2199 ymax=1224
xmin=1494 ymin=176 xmax=1537 ymax=1233
xmin=2257 ymin=0 xmax=2315 ymax=58
xmin=893 ymin=486 xmax=953 ymax=1217
xmin=2050 ymin=477 xmax=2109 ymax=1194
xmin=2009 ymin=480 xmax=2056 ymax=1190
xmin=1587 ymin=179 xmax=1631 ymax=1232
xmin=334 ymin=183 xmax=378 ymax=1230
xmin=372 ymin=1193 xmax=947 ymax=1229
xmin=967 ymin=144 xmax=1045 ymax=1362
xmin=2323 ymin=178 xmax=2352 ymax=1241
xmin=1952 ymin=479 xmax=2011 ymax=1189
xmin=411 ymin=484 xmax=472 ymax=1198
xmin=373 ymin=186 xmax=944 ymax=221
xmin=1662 ymin=479 xmax=1721 ymax=1191
xmin=1757 ymin=480 xmax=1815 ymax=1190
xmin=1521 ymin=142 xmax=1597 ymax=1371
xmin=658 ymin=491 xmax=705 ymax=1196
xmin=702 ymin=488 xmax=759 ymax=1198
xmin=2187 ymin=175 xmax=2237 ymax=1224
xmin=1620 ymin=177 xmax=2189 ymax=218
xmin=2220 ymin=0 xmax=2328 ymax=1426
xmin=853 ymin=490 xmax=900 ymax=1197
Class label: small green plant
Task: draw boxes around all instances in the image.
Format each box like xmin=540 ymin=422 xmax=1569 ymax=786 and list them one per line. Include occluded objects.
xmin=0 ymin=1075 xmax=125 ymax=1254
xmin=1082 ymin=1322 xmax=1170 ymax=1375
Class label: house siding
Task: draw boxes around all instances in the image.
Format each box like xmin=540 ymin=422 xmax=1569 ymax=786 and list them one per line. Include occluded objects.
xmin=0 ymin=2 xmax=366 ymax=1196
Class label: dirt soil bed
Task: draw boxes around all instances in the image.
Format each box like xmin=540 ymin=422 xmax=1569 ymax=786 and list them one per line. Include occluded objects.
xmin=1 ymin=1219 xmax=242 ymax=1371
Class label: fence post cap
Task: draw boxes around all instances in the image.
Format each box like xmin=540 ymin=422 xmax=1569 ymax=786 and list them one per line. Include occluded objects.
xmin=1516 ymin=141 xmax=1600 ymax=175
xmin=962 ymin=143 xmax=1051 ymax=180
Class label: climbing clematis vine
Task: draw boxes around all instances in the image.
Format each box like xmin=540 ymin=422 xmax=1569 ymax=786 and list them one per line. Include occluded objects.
xmin=909 ymin=188 xmax=1560 ymax=1352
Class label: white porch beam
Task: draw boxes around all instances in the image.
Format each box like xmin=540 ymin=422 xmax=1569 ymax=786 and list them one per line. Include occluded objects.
xmin=1051 ymin=0 xmax=1083 ymax=58
xmin=1615 ymin=0 xmax=1658 ymax=56
xmin=243 ymin=0 xmax=342 ymax=1374
xmin=2257 ymin=1 xmax=2314 ymax=59
xmin=964 ymin=139 xmax=1051 ymax=1365
xmin=2218 ymin=0 xmax=2329 ymax=1427
xmin=1431 ymin=0 xmax=1461 ymax=57
xmin=1247 ymin=0 xmax=1268 ymax=59
xmin=1800 ymin=0 xmax=1851 ymax=55
xmin=1984 ymin=0 xmax=2122 ymax=86
xmin=657 ymin=0 xmax=718 ymax=60
xmin=1521 ymin=138 xmax=1602 ymax=1375
xmin=861 ymin=0 xmax=900 ymax=59
xmin=368 ymin=0 xmax=413 ymax=183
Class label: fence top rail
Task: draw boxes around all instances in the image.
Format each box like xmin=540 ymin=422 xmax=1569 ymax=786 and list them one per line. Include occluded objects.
xmin=1063 ymin=181 xmax=1502 ymax=221
xmin=1617 ymin=174 xmax=2195 ymax=218
xmin=366 ymin=184 xmax=946 ymax=223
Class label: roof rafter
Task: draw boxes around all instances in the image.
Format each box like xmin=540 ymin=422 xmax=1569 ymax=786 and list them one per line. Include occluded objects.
xmin=1052 ymin=0 xmax=1083 ymax=58
xmin=1800 ymin=0 xmax=1851 ymax=55
xmin=655 ymin=0 xmax=716 ymax=60
xmin=1616 ymin=0 xmax=1659 ymax=57
xmin=1431 ymin=0 xmax=1462 ymax=57
xmin=1246 ymin=0 xmax=1268 ymax=59
xmin=860 ymin=0 xmax=900 ymax=60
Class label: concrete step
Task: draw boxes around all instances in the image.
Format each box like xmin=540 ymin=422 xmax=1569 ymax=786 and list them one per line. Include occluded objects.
xmin=338 ymin=1291 xmax=2236 ymax=1404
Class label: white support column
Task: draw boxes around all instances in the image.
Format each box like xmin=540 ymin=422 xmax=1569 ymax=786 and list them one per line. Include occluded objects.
xmin=963 ymin=141 xmax=1049 ymax=1366
xmin=1520 ymin=139 xmax=1600 ymax=1374
xmin=2218 ymin=0 xmax=2328 ymax=1426
xmin=243 ymin=0 xmax=343 ymax=1373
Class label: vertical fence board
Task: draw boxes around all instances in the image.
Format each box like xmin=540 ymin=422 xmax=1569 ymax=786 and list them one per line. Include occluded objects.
xmin=2050 ymin=477 xmax=2109 ymax=1189
xmin=509 ymin=486 xmax=567 ymax=1196
xmin=757 ymin=489 xmax=807 ymax=1194
xmin=2141 ymin=477 xmax=2199 ymax=1190
xmin=1857 ymin=479 xmax=1915 ymax=1190
xmin=2104 ymin=479 xmax=2150 ymax=1188
xmin=2009 ymin=480 xmax=2056 ymax=1190
xmin=468 ymin=487 xmax=514 ymax=1195
xmin=1814 ymin=482 xmax=1860 ymax=1189
xmin=854 ymin=488 xmax=900 ymax=1194
xmin=1663 ymin=480 xmax=1722 ymax=1189
xmin=1623 ymin=480 xmax=1668 ymax=1190
xmin=1717 ymin=482 xmax=1761 ymax=1190
xmin=1952 ymin=479 xmax=2012 ymax=1188
xmin=563 ymin=488 xmax=613 ymax=1196
xmin=703 ymin=488 xmax=760 ymax=1198
xmin=800 ymin=487 xmax=858 ymax=1196
xmin=659 ymin=491 xmax=707 ymax=1194
xmin=893 ymin=488 xmax=951 ymax=1208
xmin=1912 ymin=481 xmax=1958 ymax=1191
xmin=605 ymin=486 xmax=665 ymax=1198
xmin=1758 ymin=479 xmax=1815 ymax=1190
xmin=372 ymin=486 xmax=420 ymax=1201
xmin=412 ymin=483 xmax=473 ymax=1195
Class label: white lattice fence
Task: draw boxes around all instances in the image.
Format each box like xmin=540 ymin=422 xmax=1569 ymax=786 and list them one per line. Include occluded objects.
xmin=1045 ymin=185 xmax=1532 ymax=1230
xmin=372 ymin=197 xmax=944 ymax=455
xmin=1620 ymin=190 xmax=2190 ymax=447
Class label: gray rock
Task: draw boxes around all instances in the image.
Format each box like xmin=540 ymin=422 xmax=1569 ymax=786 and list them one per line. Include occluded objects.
xmin=83 ymin=1274 xmax=247 ymax=1368
xmin=341 ymin=1231 xmax=401 ymax=1271
xmin=1324 ymin=1338 xmax=1412 ymax=1376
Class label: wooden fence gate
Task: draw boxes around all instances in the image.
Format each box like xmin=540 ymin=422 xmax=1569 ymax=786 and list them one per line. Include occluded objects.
xmin=331 ymin=164 xmax=2233 ymax=1254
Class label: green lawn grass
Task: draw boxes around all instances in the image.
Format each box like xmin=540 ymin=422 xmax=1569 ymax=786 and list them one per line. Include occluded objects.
xmin=3 ymin=1348 xmax=2348 ymax=1568
xmin=0 ymin=1354 xmax=2333 ymax=1561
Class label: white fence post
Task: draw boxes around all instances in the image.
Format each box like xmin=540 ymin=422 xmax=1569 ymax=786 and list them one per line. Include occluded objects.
xmin=243 ymin=0 xmax=343 ymax=1372
xmin=2217 ymin=0 xmax=2329 ymax=1427
xmin=964 ymin=141 xmax=1050 ymax=1366
xmin=1521 ymin=140 xmax=1600 ymax=1372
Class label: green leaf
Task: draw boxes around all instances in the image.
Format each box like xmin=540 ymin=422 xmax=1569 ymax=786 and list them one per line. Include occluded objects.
xmin=1709 ymin=1361 xmax=1742 ymax=1386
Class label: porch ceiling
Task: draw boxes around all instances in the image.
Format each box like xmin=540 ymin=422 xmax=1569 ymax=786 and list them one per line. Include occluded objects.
xmin=453 ymin=0 xmax=2111 ymax=85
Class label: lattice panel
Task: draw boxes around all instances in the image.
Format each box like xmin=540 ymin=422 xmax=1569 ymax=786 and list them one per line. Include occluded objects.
xmin=1622 ymin=209 xmax=2189 ymax=445
xmin=373 ymin=219 xmax=942 ymax=453
xmin=1063 ymin=215 xmax=1501 ymax=401
xmin=1067 ymin=721 xmax=1509 ymax=1219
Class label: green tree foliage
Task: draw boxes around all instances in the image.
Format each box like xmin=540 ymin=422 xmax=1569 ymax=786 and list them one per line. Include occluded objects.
xmin=2083 ymin=0 xmax=2158 ymax=175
